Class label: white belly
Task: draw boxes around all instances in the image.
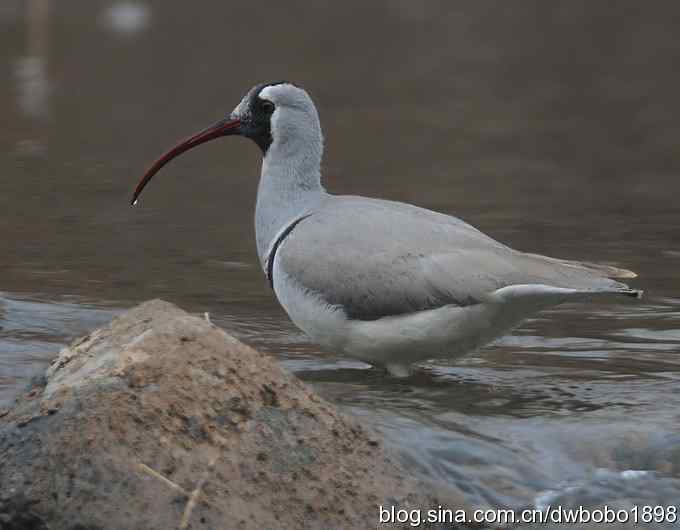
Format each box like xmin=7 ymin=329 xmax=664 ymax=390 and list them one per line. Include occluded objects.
xmin=272 ymin=259 xmax=541 ymax=375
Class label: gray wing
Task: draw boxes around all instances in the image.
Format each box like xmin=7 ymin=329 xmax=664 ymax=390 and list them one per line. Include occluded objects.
xmin=276 ymin=196 xmax=636 ymax=320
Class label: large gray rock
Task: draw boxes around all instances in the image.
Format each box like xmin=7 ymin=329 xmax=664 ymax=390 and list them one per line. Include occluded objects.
xmin=0 ymin=300 xmax=466 ymax=530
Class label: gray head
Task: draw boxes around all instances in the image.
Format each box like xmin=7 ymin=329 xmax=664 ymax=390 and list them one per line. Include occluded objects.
xmin=131 ymin=81 xmax=323 ymax=204
xmin=234 ymin=82 xmax=323 ymax=156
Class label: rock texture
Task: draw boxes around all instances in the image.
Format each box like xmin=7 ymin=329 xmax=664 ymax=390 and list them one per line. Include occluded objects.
xmin=0 ymin=300 xmax=464 ymax=530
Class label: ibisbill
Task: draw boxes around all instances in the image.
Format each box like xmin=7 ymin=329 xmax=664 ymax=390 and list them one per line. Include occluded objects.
xmin=131 ymin=81 xmax=642 ymax=377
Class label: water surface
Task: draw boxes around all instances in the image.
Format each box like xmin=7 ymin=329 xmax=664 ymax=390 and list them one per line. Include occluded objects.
xmin=2 ymin=0 xmax=680 ymax=521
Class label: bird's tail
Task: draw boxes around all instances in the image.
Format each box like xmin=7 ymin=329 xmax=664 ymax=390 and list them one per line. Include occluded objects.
xmin=524 ymin=253 xmax=638 ymax=280
xmin=490 ymin=283 xmax=643 ymax=306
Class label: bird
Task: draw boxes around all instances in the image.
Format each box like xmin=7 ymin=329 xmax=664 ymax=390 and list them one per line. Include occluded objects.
xmin=131 ymin=81 xmax=642 ymax=377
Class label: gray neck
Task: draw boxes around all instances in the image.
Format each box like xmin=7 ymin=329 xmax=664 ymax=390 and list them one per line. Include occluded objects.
xmin=254 ymin=130 xmax=326 ymax=268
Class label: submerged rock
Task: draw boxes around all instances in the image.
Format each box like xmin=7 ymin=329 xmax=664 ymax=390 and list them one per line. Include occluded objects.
xmin=0 ymin=300 xmax=464 ymax=530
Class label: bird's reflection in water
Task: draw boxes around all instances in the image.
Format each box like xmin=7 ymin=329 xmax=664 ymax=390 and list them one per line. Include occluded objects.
xmin=13 ymin=0 xmax=50 ymax=158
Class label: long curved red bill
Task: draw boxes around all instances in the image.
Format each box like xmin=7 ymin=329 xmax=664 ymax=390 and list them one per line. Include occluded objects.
xmin=131 ymin=117 xmax=241 ymax=205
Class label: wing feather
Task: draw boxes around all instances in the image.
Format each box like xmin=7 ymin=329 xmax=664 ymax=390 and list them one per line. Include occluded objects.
xmin=275 ymin=196 xmax=638 ymax=320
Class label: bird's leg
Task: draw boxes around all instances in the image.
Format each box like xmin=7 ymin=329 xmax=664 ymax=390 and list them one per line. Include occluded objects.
xmin=384 ymin=363 xmax=413 ymax=378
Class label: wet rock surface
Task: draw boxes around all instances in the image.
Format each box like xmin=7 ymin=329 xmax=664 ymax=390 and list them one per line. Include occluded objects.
xmin=0 ymin=300 xmax=465 ymax=530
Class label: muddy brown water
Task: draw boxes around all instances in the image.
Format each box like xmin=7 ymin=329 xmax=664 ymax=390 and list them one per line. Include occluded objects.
xmin=2 ymin=0 xmax=680 ymax=519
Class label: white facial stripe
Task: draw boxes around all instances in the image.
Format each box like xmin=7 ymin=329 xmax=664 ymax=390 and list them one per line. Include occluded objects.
xmin=258 ymin=85 xmax=276 ymax=102
xmin=258 ymin=83 xmax=298 ymax=106
xmin=232 ymin=93 xmax=250 ymax=117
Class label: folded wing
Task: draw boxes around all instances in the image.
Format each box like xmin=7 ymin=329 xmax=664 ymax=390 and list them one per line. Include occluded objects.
xmin=275 ymin=196 xmax=639 ymax=321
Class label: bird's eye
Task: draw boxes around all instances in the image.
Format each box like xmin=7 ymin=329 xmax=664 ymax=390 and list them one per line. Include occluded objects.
xmin=261 ymin=100 xmax=275 ymax=113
